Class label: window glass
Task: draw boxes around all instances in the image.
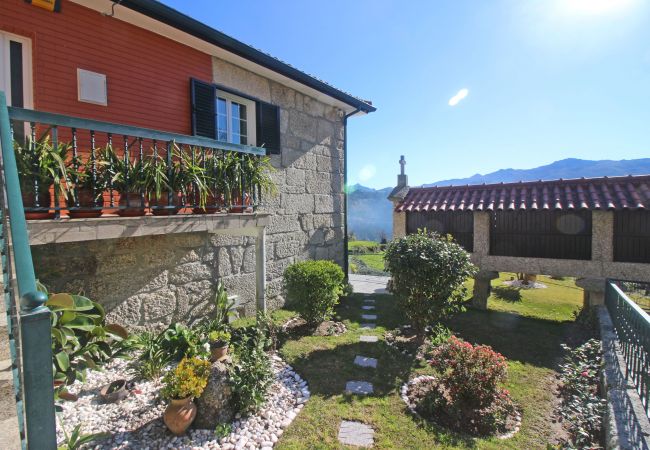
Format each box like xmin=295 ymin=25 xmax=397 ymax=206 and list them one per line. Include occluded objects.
xmin=215 ymin=92 xmax=254 ymax=146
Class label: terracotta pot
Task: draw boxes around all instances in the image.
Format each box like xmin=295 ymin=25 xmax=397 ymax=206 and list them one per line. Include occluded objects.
xmin=67 ymin=188 xmax=104 ymax=218
xmin=150 ymin=191 xmax=182 ymax=216
xmin=210 ymin=344 xmax=228 ymax=362
xmin=99 ymin=379 xmax=128 ymax=404
xmin=163 ymin=397 xmax=197 ymax=436
xmin=22 ymin=191 xmax=54 ymax=220
xmin=229 ymin=193 xmax=252 ymax=213
xmin=117 ymin=192 xmax=146 ymax=217
xmin=192 ymin=193 xmax=222 ymax=214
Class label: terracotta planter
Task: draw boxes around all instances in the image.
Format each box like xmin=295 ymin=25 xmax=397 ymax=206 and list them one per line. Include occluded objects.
xmin=22 ymin=190 xmax=54 ymax=220
xmin=150 ymin=191 xmax=182 ymax=216
xmin=192 ymin=193 xmax=222 ymax=214
xmin=117 ymin=192 xmax=146 ymax=217
xmin=210 ymin=344 xmax=229 ymax=362
xmin=229 ymin=193 xmax=252 ymax=213
xmin=99 ymin=379 xmax=128 ymax=404
xmin=163 ymin=397 xmax=197 ymax=436
xmin=67 ymin=188 xmax=104 ymax=218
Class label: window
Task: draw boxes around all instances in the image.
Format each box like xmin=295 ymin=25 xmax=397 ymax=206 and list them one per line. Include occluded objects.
xmin=216 ymin=90 xmax=256 ymax=145
xmin=0 ymin=31 xmax=33 ymax=109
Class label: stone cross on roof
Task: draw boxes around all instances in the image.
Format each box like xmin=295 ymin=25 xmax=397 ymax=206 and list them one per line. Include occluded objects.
xmin=400 ymin=155 xmax=406 ymax=176
xmin=388 ymin=155 xmax=410 ymax=202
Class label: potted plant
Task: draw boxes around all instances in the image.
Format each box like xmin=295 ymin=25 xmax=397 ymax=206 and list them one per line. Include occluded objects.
xmin=192 ymin=149 xmax=223 ymax=214
xmin=207 ymin=330 xmax=231 ymax=362
xmin=14 ymin=136 xmax=69 ymax=220
xmin=66 ymin=154 xmax=106 ymax=218
xmin=99 ymin=145 xmax=149 ymax=217
xmin=145 ymin=151 xmax=177 ymax=216
xmin=228 ymin=153 xmax=277 ymax=213
xmin=161 ymin=356 xmax=211 ymax=436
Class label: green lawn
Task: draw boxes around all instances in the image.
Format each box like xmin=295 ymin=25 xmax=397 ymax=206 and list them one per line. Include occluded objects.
xmin=274 ymin=274 xmax=582 ymax=449
xmin=353 ymin=253 xmax=386 ymax=272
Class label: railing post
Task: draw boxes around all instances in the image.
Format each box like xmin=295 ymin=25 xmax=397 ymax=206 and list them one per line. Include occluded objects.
xmin=0 ymin=92 xmax=56 ymax=449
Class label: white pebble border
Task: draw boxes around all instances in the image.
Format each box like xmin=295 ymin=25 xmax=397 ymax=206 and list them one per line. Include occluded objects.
xmin=56 ymin=354 xmax=310 ymax=449
xmin=502 ymin=280 xmax=547 ymax=289
xmin=400 ymin=376 xmax=521 ymax=440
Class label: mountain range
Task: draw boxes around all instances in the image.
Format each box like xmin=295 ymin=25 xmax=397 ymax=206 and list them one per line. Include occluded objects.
xmin=348 ymin=158 xmax=650 ymax=241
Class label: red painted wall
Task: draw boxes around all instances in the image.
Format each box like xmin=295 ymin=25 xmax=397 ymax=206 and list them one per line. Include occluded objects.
xmin=0 ymin=0 xmax=213 ymax=134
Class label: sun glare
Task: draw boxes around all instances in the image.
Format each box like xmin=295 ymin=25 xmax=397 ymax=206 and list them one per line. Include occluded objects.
xmin=564 ymin=0 xmax=638 ymax=15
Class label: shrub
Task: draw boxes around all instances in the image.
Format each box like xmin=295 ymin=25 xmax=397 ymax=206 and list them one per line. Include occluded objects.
xmin=229 ymin=320 xmax=274 ymax=413
xmin=384 ymin=231 xmax=477 ymax=339
xmin=284 ymin=260 xmax=344 ymax=325
xmin=417 ymin=336 xmax=517 ymax=436
xmin=161 ymin=357 xmax=211 ymax=400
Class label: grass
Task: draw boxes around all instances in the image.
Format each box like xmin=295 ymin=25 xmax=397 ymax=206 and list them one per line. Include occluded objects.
xmin=348 ymin=240 xmax=383 ymax=253
xmin=275 ymin=274 xmax=583 ymax=449
xmin=353 ymin=253 xmax=386 ymax=272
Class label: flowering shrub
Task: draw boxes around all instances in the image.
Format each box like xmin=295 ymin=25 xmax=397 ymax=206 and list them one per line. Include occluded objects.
xmin=558 ymin=339 xmax=605 ymax=449
xmin=161 ymin=357 xmax=211 ymax=400
xmin=417 ymin=336 xmax=517 ymax=436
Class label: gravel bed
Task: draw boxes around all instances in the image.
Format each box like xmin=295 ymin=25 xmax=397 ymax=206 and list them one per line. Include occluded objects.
xmin=56 ymin=354 xmax=309 ymax=449
xmin=502 ymin=279 xmax=547 ymax=289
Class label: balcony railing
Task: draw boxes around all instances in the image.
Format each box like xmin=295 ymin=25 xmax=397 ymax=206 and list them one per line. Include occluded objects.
xmin=8 ymin=106 xmax=271 ymax=220
xmin=606 ymin=280 xmax=650 ymax=417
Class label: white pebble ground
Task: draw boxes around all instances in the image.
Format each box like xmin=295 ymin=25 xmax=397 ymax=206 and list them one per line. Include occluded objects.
xmin=56 ymin=354 xmax=309 ymax=449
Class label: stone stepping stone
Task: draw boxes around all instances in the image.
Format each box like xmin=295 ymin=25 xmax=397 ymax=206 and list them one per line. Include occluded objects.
xmin=363 ymin=299 xmax=376 ymax=304
xmin=338 ymin=420 xmax=374 ymax=447
xmin=354 ymin=355 xmax=378 ymax=368
xmin=361 ymin=314 xmax=377 ymax=320
xmin=345 ymin=381 xmax=374 ymax=395
xmin=360 ymin=323 xmax=376 ymax=329
xmin=362 ymin=305 xmax=375 ymax=310
xmin=359 ymin=335 xmax=378 ymax=343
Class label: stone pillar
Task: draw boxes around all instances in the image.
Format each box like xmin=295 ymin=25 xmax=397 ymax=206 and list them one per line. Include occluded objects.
xmin=592 ymin=210 xmax=614 ymax=262
xmin=472 ymin=270 xmax=499 ymax=310
xmin=473 ymin=211 xmax=490 ymax=256
xmin=255 ymin=226 xmax=267 ymax=314
xmin=392 ymin=204 xmax=407 ymax=239
xmin=575 ymin=277 xmax=606 ymax=307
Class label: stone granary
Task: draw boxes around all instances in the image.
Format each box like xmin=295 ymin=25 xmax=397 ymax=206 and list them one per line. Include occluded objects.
xmin=1 ymin=0 xmax=375 ymax=328
xmin=389 ymin=157 xmax=650 ymax=308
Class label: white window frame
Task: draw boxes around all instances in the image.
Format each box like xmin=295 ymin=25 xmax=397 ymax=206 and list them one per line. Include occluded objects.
xmin=216 ymin=90 xmax=256 ymax=146
xmin=0 ymin=31 xmax=34 ymax=109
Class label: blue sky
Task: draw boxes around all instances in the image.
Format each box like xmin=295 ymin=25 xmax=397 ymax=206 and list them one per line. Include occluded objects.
xmin=164 ymin=0 xmax=650 ymax=189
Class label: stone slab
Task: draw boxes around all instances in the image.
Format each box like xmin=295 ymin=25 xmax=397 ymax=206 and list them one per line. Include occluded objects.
xmin=345 ymin=381 xmax=374 ymax=395
xmin=363 ymin=299 xmax=376 ymax=304
xmin=361 ymin=314 xmax=377 ymax=320
xmin=349 ymin=274 xmax=389 ymax=294
xmin=338 ymin=420 xmax=374 ymax=447
xmin=354 ymin=356 xmax=378 ymax=369
xmin=360 ymin=323 xmax=376 ymax=329
xmin=362 ymin=305 xmax=375 ymax=310
xmin=359 ymin=335 xmax=378 ymax=343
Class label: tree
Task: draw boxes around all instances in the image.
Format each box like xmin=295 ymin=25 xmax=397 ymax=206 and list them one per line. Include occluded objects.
xmin=384 ymin=230 xmax=477 ymax=341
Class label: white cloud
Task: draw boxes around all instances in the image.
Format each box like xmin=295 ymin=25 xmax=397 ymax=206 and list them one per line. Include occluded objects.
xmin=448 ymin=88 xmax=469 ymax=106
xmin=358 ymin=165 xmax=377 ymax=182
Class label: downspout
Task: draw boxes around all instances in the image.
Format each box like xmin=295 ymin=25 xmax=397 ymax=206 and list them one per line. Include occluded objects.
xmin=343 ymin=108 xmax=361 ymax=281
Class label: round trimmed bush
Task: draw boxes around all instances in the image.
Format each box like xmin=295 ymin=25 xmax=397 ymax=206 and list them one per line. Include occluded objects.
xmin=284 ymin=260 xmax=345 ymax=325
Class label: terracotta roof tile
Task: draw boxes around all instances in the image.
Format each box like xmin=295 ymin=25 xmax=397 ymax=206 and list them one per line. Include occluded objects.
xmin=396 ymin=175 xmax=650 ymax=212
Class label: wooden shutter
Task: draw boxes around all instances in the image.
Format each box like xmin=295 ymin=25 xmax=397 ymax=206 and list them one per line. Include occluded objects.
xmin=190 ymin=78 xmax=216 ymax=138
xmin=256 ymin=101 xmax=281 ymax=154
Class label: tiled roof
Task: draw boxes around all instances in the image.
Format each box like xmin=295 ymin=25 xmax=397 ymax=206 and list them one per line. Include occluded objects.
xmin=395 ymin=175 xmax=650 ymax=212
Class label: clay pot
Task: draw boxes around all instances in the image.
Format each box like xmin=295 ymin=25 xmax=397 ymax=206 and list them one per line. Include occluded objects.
xmin=163 ymin=397 xmax=197 ymax=436
xmin=210 ymin=344 xmax=228 ymax=362
xmin=117 ymin=192 xmax=146 ymax=217
xmin=67 ymin=188 xmax=104 ymax=218
xmin=99 ymin=379 xmax=129 ymax=404
xmin=229 ymin=193 xmax=252 ymax=213
xmin=150 ymin=191 xmax=182 ymax=216
xmin=192 ymin=193 xmax=222 ymax=214
xmin=22 ymin=190 xmax=54 ymax=220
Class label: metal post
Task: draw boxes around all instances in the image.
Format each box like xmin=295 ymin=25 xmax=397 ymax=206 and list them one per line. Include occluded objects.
xmin=0 ymin=92 xmax=56 ymax=449
xmin=255 ymin=225 xmax=266 ymax=314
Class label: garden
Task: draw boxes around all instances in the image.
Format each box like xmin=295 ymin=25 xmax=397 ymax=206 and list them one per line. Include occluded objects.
xmin=47 ymin=231 xmax=604 ymax=449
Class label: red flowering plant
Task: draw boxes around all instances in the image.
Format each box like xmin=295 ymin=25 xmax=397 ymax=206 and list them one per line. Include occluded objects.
xmin=416 ymin=336 xmax=518 ymax=436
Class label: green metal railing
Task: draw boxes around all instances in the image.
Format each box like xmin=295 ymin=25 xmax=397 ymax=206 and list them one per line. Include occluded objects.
xmin=606 ymin=280 xmax=650 ymax=417
xmin=0 ymin=92 xmax=57 ymax=449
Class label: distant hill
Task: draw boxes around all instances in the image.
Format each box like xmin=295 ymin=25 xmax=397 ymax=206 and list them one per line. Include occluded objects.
xmin=348 ymin=158 xmax=650 ymax=242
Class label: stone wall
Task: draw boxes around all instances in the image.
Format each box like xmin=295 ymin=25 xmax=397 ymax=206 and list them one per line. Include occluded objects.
xmin=31 ymin=56 xmax=347 ymax=329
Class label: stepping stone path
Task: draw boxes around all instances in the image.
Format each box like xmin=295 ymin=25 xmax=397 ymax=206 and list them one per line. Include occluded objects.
xmin=354 ymin=356 xmax=378 ymax=368
xmin=339 ymin=294 xmax=380 ymax=447
xmin=338 ymin=420 xmax=375 ymax=447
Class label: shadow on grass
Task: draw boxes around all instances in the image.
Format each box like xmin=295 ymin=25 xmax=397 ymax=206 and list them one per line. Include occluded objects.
xmin=492 ymin=286 xmax=522 ymax=303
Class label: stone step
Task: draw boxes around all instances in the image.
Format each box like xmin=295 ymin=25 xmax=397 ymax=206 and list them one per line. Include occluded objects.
xmin=361 ymin=314 xmax=377 ymax=320
xmin=345 ymin=381 xmax=374 ymax=395
xmin=361 ymin=305 xmax=375 ymax=310
xmin=360 ymin=323 xmax=376 ymax=329
xmin=338 ymin=420 xmax=374 ymax=447
xmin=354 ymin=356 xmax=378 ymax=369
xmin=363 ymin=299 xmax=376 ymax=304
xmin=359 ymin=335 xmax=378 ymax=343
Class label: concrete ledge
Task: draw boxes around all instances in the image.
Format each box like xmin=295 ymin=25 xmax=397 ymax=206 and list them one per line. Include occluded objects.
xmin=597 ymin=306 xmax=650 ymax=450
xmin=27 ymin=213 xmax=272 ymax=245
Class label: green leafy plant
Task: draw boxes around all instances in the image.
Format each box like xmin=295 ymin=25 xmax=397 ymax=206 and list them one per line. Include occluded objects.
xmin=57 ymin=417 xmax=107 ymax=450
xmin=15 ymin=135 xmax=69 ymax=199
xmin=159 ymin=323 xmax=207 ymax=361
xmin=98 ymin=144 xmax=150 ymax=194
xmin=161 ymin=356 xmax=211 ymax=400
xmin=131 ymin=331 xmax=171 ymax=380
xmin=241 ymin=153 xmax=277 ymax=199
xmin=284 ymin=260 xmax=345 ymax=326
xmin=208 ymin=330 xmax=231 ymax=346
xmin=384 ymin=230 xmax=477 ymax=341
xmin=66 ymin=153 xmax=108 ymax=205
xmin=44 ymin=286 xmax=128 ymax=396
xmin=214 ymin=422 xmax=232 ymax=439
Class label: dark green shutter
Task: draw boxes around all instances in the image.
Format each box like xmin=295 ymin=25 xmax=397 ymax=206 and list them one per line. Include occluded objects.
xmin=190 ymin=78 xmax=216 ymax=138
xmin=256 ymin=101 xmax=281 ymax=154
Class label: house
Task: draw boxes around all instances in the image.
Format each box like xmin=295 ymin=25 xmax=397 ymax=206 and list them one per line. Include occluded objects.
xmin=0 ymin=0 xmax=375 ymax=328
xmin=389 ymin=158 xmax=650 ymax=308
